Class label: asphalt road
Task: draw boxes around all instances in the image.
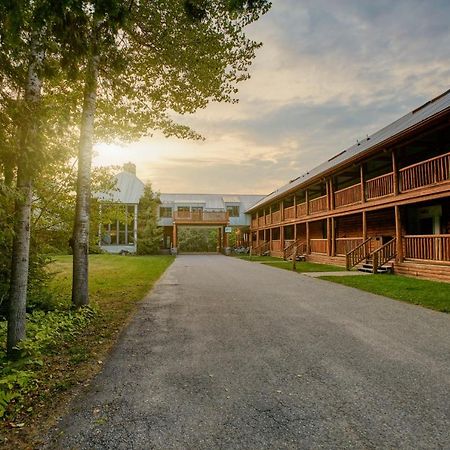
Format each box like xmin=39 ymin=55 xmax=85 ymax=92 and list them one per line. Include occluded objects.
xmin=47 ymin=255 xmax=450 ymax=449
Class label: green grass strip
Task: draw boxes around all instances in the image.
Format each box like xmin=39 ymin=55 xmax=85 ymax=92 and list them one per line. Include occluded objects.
xmin=319 ymin=274 xmax=450 ymax=313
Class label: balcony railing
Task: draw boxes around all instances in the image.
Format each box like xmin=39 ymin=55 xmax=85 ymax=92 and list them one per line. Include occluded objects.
xmin=284 ymin=205 xmax=296 ymax=220
xmin=258 ymin=216 xmax=265 ymax=227
xmin=310 ymin=238 xmax=327 ymax=254
xmin=251 ymin=218 xmax=258 ymax=228
xmin=404 ymin=235 xmax=450 ymax=262
xmin=366 ymin=172 xmax=394 ymax=200
xmin=173 ymin=211 xmax=229 ymax=223
xmin=309 ymin=195 xmax=328 ymax=214
xmin=334 ymin=183 xmax=361 ymax=208
xmin=296 ymin=202 xmax=307 ymax=217
xmin=272 ymin=210 xmax=281 ymax=224
xmin=400 ymin=151 xmax=450 ymax=192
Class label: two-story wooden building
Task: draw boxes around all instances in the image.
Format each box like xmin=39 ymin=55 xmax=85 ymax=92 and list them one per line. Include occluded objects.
xmin=247 ymin=90 xmax=450 ymax=281
xmin=157 ymin=193 xmax=264 ymax=253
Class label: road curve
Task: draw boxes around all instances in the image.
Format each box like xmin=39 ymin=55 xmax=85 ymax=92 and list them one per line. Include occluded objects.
xmin=46 ymin=255 xmax=450 ymax=449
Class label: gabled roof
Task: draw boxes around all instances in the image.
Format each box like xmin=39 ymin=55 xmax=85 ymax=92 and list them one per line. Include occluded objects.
xmin=159 ymin=193 xmax=264 ymax=212
xmin=247 ymin=89 xmax=450 ymax=213
xmin=97 ymin=171 xmax=145 ymax=205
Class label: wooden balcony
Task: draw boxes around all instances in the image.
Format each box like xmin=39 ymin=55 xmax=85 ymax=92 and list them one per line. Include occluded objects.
xmin=284 ymin=205 xmax=296 ymax=220
xmin=251 ymin=218 xmax=258 ymax=228
xmin=404 ymin=235 xmax=450 ymax=262
xmin=272 ymin=210 xmax=281 ymax=224
xmin=173 ymin=211 xmax=229 ymax=224
xmin=334 ymin=183 xmax=361 ymax=208
xmin=309 ymin=195 xmax=328 ymax=214
xmin=366 ymin=172 xmax=394 ymax=200
xmin=400 ymin=151 xmax=450 ymax=192
xmin=310 ymin=238 xmax=327 ymax=254
xmin=296 ymin=202 xmax=307 ymax=217
xmin=258 ymin=216 xmax=265 ymax=227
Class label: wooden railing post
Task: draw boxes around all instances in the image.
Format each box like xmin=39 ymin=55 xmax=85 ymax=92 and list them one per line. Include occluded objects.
xmin=392 ymin=149 xmax=399 ymax=195
xmin=372 ymin=252 xmax=378 ymax=274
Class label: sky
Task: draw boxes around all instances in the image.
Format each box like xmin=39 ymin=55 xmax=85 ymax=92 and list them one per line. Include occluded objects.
xmin=93 ymin=0 xmax=450 ymax=195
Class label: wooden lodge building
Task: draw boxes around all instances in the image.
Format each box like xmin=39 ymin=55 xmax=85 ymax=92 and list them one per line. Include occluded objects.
xmin=247 ymin=90 xmax=450 ymax=281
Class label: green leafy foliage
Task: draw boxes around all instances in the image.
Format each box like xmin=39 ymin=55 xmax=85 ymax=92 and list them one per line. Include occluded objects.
xmin=178 ymin=228 xmax=219 ymax=252
xmin=0 ymin=306 xmax=97 ymax=419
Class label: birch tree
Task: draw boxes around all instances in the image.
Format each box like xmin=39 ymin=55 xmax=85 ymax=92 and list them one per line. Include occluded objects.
xmin=70 ymin=0 xmax=270 ymax=306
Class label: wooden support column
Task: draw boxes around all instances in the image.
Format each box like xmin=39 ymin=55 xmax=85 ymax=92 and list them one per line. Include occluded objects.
xmin=223 ymin=227 xmax=228 ymax=249
xmin=395 ymin=205 xmax=403 ymax=262
xmin=362 ymin=210 xmax=367 ymax=241
xmin=280 ymin=225 xmax=285 ymax=252
xmin=392 ymin=149 xmax=399 ymax=195
xmin=360 ymin=164 xmax=366 ymax=203
xmin=270 ymin=228 xmax=273 ymax=251
xmin=217 ymin=227 xmax=222 ymax=252
xmin=326 ymin=180 xmax=331 ymax=211
xmin=326 ymin=218 xmax=332 ymax=256
xmin=172 ymin=224 xmax=177 ymax=249
xmin=329 ymin=179 xmax=335 ymax=210
xmin=331 ymin=217 xmax=336 ymax=256
xmin=306 ymin=221 xmax=310 ymax=254
xmin=294 ymin=222 xmax=297 ymax=241
xmin=280 ymin=200 xmax=285 ymax=222
xmin=305 ymin=190 xmax=309 ymax=216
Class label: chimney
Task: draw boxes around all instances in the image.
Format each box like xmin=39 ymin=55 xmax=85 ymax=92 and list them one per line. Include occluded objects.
xmin=123 ymin=162 xmax=136 ymax=175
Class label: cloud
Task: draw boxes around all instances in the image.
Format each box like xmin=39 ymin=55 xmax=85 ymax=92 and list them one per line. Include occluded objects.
xmin=95 ymin=0 xmax=450 ymax=195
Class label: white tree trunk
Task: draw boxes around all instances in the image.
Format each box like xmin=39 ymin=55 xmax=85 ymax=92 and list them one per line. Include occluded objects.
xmin=72 ymin=53 xmax=99 ymax=307
xmin=7 ymin=37 xmax=43 ymax=356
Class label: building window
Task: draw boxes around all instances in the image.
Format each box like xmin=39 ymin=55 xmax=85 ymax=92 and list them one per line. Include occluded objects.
xmin=226 ymin=205 xmax=240 ymax=217
xmin=160 ymin=207 xmax=173 ymax=218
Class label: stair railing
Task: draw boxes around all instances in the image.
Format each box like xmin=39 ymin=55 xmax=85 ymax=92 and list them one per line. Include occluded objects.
xmin=345 ymin=237 xmax=372 ymax=270
xmin=371 ymin=238 xmax=396 ymax=273
xmin=252 ymin=241 xmax=270 ymax=256
xmin=284 ymin=239 xmax=306 ymax=260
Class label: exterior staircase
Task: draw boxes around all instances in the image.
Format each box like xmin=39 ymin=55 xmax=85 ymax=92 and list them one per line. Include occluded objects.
xmin=347 ymin=237 xmax=397 ymax=274
xmin=358 ymin=258 xmax=394 ymax=274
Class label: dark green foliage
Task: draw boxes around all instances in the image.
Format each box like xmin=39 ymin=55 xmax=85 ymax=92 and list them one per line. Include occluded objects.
xmin=178 ymin=228 xmax=219 ymax=252
xmin=137 ymin=183 xmax=163 ymax=255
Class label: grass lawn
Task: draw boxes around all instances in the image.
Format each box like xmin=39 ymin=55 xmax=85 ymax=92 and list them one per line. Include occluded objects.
xmin=1 ymin=254 xmax=173 ymax=449
xmin=319 ymin=274 xmax=450 ymax=313
xmin=238 ymin=255 xmax=345 ymax=273
xmin=237 ymin=255 xmax=282 ymax=262
xmin=263 ymin=261 xmax=346 ymax=273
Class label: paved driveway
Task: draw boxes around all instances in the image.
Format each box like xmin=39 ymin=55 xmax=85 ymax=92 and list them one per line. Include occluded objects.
xmin=47 ymin=255 xmax=450 ymax=449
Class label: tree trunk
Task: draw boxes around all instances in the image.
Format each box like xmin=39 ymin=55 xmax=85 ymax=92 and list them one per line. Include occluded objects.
xmin=72 ymin=53 xmax=99 ymax=308
xmin=7 ymin=37 xmax=43 ymax=356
